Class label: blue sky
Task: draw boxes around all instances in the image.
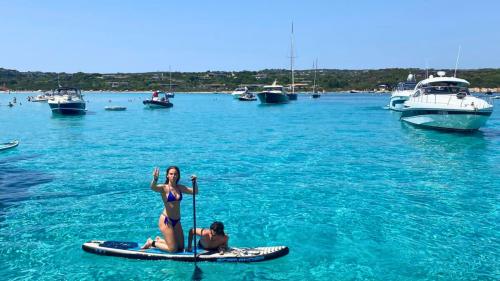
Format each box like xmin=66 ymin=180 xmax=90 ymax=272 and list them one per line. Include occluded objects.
xmin=1 ymin=0 xmax=499 ymax=73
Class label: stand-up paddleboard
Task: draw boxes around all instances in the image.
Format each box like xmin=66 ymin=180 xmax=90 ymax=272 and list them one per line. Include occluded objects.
xmin=82 ymin=240 xmax=289 ymax=262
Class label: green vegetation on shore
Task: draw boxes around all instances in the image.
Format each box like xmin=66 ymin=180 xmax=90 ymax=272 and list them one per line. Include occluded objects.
xmin=1 ymin=67 xmax=500 ymax=92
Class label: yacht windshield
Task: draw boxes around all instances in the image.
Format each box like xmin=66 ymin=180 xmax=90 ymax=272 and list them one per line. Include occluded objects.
xmin=423 ymin=86 xmax=469 ymax=95
xmin=54 ymin=88 xmax=80 ymax=96
xmin=265 ymin=87 xmax=283 ymax=91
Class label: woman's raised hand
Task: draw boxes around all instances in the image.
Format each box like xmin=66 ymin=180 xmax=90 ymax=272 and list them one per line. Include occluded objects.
xmin=191 ymin=174 xmax=197 ymax=184
xmin=153 ymin=167 xmax=160 ymax=181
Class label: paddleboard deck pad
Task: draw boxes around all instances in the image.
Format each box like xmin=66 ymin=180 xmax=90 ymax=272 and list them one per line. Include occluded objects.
xmin=82 ymin=240 xmax=289 ymax=262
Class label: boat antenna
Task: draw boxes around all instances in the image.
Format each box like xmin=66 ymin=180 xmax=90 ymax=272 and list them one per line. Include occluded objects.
xmin=454 ymin=45 xmax=461 ymax=78
xmin=57 ymin=73 xmax=61 ymax=88
xmin=289 ymin=22 xmax=295 ymax=94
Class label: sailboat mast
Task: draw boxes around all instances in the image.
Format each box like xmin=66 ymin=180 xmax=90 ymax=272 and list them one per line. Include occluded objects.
xmin=290 ymin=23 xmax=295 ymax=94
xmin=313 ymin=59 xmax=318 ymax=93
xmin=169 ymin=66 xmax=172 ymax=92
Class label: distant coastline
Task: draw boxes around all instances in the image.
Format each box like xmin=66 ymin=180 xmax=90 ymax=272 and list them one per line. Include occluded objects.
xmin=1 ymin=67 xmax=499 ymax=93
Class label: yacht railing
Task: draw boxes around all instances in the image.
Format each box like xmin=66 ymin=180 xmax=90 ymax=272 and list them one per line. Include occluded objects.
xmin=411 ymin=86 xmax=493 ymax=109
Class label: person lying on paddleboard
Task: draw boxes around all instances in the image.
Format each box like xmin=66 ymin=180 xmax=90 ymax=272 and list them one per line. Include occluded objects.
xmin=141 ymin=166 xmax=198 ymax=252
xmin=187 ymin=221 xmax=229 ymax=253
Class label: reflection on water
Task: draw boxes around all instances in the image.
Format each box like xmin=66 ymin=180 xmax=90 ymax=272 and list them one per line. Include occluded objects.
xmin=50 ymin=114 xmax=86 ymax=121
xmin=0 ymin=156 xmax=53 ymax=223
xmin=400 ymin=121 xmax=489 ymax=151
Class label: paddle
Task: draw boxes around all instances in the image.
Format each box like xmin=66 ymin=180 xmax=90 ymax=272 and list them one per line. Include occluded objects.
xmin=191 ymin=176 xmax=197 ymax=264
xmin=191 ymin=175 xmax=202 ymax=281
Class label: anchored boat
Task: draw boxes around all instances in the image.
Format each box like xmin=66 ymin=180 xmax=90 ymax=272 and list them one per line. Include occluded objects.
xmin=48 ymin=87 xmax=86 ymax=115
xmin=257 ymin=80 xmax=289 ymax=104
xmin=143 ymin=91 xmax=173 ymax=108
xmin=389 ymin=74 xmax=417 ymax=111
xmin=401 ymin=71 xmax=494 ymax=131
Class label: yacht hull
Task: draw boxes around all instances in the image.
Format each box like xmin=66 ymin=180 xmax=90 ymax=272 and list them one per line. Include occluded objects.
xmin=286 ymin=93 xmax=298 ymax=100
xmin=401 ymin=109 xmax=492 ymax=131
xmin=143 ymin=100 xmax=173 ymax=108
xmin=389 ymin=96 xmax=409 ymax=111
xmin=48 ymin=102 xmax=86 ymax=115
xmin=257 ymin=92 xmax=289 ymax=104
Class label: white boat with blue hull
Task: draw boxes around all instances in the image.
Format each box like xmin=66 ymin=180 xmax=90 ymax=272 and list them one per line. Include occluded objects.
xmin=82 ymin=240 xmax=289 ymax=263
xmin=48 ymin=87 xmax=86 ymax=115
xmin=257 ymin=80 xmax=289 ymax=104
xmin=401 ymin=72 xmax=494 ymax=131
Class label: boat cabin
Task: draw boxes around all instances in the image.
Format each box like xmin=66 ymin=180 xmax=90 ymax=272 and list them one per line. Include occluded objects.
xmin=413 ymin=77 xmax=470 ymax=97
xmin=53 ymin=87 xmax=82 ymax=97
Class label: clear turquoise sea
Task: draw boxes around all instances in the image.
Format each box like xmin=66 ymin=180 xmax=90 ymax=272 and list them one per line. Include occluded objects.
xmin=1 ymin=93 xmax=499 ymax=280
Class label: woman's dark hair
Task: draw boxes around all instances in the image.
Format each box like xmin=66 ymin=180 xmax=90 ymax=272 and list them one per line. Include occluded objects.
xmin=210 ymin=221 xmax=225 ymax=236
xmin=165 ymin=166 xmax=180 ymax=184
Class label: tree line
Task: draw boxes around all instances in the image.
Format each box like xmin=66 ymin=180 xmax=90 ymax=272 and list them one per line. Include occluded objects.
xmin=1 ymin=67 xmax=499 ymax=91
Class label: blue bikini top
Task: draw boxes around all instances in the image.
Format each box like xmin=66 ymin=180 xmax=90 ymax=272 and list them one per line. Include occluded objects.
xmin=166 ymin=190 xmax=182 ymax=202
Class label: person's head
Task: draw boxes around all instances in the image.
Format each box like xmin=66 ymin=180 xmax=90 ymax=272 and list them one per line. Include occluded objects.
xmin=165 ymin=166 xmax=180 ymax=185
xmin=210 ymin=221 xmax=225 ymax=236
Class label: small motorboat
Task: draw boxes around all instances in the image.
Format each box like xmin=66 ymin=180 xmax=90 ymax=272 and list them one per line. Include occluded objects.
xmin=238 ymin=93 xmax=257 ymax=101
xmin=0 ymin=140 xmax=19 ymax=152
xmin=30 ymin=92 xmax=52 ymax=102
xmin=231 ymin=87 xmax=248 ymax=99
xmin=105 ymin=106 xmax=127 ymax=111
xmin=143 ymin=91 xmax=173 ymax=108
xmin=388 ymin=74 xmax=417 ymax=111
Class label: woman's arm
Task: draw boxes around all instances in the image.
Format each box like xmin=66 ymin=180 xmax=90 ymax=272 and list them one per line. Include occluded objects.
xmin=187 ymin=228 xmax=204 ymax=251
xmin=218 ymin=236 xmax=229 ymax=253
xmin=179 ymin=175 xmax=198 ymax=195
xmin=150 ymin=167 xmax=164 ymax=192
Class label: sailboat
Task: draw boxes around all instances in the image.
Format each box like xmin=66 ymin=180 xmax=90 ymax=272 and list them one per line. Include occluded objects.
xmin=286 ymin=23 xmax=297 ymax=101
xmin=165 ymin=67 xmax=175 ymax=98
xmin=311 ymin=59 xmax=321 ymax=98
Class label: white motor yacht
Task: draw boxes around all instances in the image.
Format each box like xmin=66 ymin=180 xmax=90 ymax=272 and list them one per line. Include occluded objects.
xmin=48 ymin=87 xmax=86 ymax=115
xmin=389 ymin=74 xmax=417 ymax=111
xmin=401 ymin=72 xmax=493 ymax=131
xmin=231 ymin=87 xmax=248 ymax=99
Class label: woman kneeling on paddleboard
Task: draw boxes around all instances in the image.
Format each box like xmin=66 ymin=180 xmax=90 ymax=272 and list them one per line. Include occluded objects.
xmin=187 ymin=221 xmax=229 ymax=253
xmin=142 ymin=166 xmax=198 ymax=252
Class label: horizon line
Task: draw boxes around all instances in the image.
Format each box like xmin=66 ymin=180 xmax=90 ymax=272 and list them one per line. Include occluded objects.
xmin=2 ymin=66 xmax=500 ymax=75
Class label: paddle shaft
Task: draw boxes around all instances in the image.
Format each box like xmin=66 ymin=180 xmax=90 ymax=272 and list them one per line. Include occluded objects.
xmin=192 ymin=179 xmax=197 ymax=264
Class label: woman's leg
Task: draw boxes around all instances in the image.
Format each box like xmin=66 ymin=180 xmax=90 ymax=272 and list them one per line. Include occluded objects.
xmin=157 ymin=215 xmax=178 ymax=252
xmin=140 ymin=237 xmax=154 ymax=250
xmin=175 ymin=223 xmax=185 ymax=251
